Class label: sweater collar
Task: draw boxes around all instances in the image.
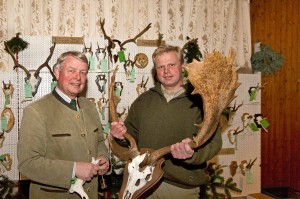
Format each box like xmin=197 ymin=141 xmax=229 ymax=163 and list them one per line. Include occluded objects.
xmin=151 ymin=82 xmax=192 ymax=99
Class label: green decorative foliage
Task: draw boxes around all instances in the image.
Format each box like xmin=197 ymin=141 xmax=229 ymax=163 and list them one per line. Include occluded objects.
xmin=182 ymin=37 xmax=202 ymax=64
xmin=200 ymin=163 xmax=242 ymax=199
xmin=182 ymin=37 xmax=203 ymax=77
xmin=4 ymin=33 xmax=29 ymax=54
xmin=251 ymin=43 xmax=284 ymax=75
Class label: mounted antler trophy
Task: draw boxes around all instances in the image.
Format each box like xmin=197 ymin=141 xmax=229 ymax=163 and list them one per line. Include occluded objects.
xmin=108 ymin=49 xmax=240 ymax=199
xmin=100 ymin=18 xmax=151 ymax=63
xmin=4 ymin=42 xmax=57 ymax=98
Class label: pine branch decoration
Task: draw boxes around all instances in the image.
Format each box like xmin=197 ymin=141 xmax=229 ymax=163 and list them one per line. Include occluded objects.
xmin=182 ymin=37 xmax=202 ymax=64
xmin=182 ymin=37 xmax=203 ymax=77
xmin=4 ymin=33 xmax=29 ymax=54
xmin=251 ymin=43 xmax=284 ymax=75
xmin=200 ymin=163 xmax=242 ymax=199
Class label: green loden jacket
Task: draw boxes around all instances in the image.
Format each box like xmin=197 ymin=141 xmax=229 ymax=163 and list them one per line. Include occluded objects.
xmin=124 ymin=82 xmax=222 ymax=188
xmin=17 ymin=92 xmax=109 ymax=199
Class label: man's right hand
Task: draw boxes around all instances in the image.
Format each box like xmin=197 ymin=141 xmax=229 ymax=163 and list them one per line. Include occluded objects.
xmin=75 ymin=162 xmax=99 ymax=181
xmin=110 ymin=121 xmax=127 ymax=140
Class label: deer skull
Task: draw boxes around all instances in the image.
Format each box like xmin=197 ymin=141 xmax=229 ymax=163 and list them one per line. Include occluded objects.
xmin=4 ymin=42 xmax=56 ymax=97
xmin=123 ymin=153 xmax=154 ymax=199
xmin=26 ymin=70 xmax=42 ymax=96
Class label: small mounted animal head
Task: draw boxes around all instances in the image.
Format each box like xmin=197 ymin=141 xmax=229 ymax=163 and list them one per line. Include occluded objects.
xmin=136 ymin=76 xmax=149 ymax=96
xmin=2 ymin=81 xmax=14 ymax=96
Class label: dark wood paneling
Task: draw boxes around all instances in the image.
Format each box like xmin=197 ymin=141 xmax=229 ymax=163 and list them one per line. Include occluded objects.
xmin=250 ymin=0 xmax=300 ymax=190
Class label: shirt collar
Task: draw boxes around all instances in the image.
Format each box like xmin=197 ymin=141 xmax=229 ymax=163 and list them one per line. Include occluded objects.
xmin=161 ymin=84 xmax=186 ymax=102
xmin=55 ymin=87 xmax=77 ymax=103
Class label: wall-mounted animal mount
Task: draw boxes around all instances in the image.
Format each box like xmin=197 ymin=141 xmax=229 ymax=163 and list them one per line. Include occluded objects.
xmin=95 ymin=42 xmax=107 ymax=71
xmin=0 ymin=153 xmax=12 ymax=174
xmin=95 ymin=74 xmax=107 ymax=93
xmin=248 ymin=82 xmax=267 ymax=102
xmin=114 ymin=81 xmax=123 ymax=97
xmin=108 ymin=49 xmax=240 ymax=199
xmin=220 ymin=101 xmax=243 ymax=131
xmin=136 ymin=76 xmax=149 ymax=96
xmin=2 ymin=81 xmax=14 ymax=108
xmin=134 ymin=53 xmax=148 ymax=69
xmin=100 ymin=18 xmax=151 ymax=64
xmin=123 ymin=53 xmax=136 ymax=81
xmin=4 ymin=42 xmax=57 ymax=98
xmin=1 ymin=108 xmax=14 ymax=133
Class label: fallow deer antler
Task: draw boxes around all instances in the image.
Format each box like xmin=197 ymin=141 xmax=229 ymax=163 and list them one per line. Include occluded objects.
xmin=108 ymin=67 xmax=164 ymax=199
xmin=108 ymin=66 xmax=140 ymax=161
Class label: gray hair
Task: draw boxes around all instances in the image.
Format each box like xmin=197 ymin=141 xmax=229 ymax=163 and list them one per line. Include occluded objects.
xmin=53 ymin=51 xmax=88 ymax=71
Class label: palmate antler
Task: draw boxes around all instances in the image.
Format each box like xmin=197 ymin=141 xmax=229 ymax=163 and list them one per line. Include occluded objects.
xmin=108 ymin=49 xmax=240 ymax=199
xmin=108 ymin=66 xmax=140 ymax=161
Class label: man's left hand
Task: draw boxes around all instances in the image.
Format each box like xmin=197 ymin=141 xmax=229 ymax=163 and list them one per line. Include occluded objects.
xmin=170 ymin=138 xmax=194 ymax=159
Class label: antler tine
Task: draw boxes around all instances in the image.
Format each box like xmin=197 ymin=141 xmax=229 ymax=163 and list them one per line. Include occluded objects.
xmin=4 ymin=42 xmax=31 ymax=79
xmin=233 ymin=126 xmax=244 ymax=136
xmin=143 ymin=77 xmax=149 ymax=87
xmin=100 ymin=18 xmax=112 ymax=42
xmin=157 ymin=33 xmax=164 ymax=46
xmin=34 ymin=43 xmax=57 ymax=81
xmin=120 ymin=23 xmax=152 ymax=50
xmin=108 ymin=66 xmax=140 ymax=161
xmin=139 ymin=146 xmax=171 ymax=168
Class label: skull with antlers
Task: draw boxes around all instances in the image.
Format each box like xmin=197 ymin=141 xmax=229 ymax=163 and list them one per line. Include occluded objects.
xmin=4 ymin=42 xmax=56 ymax=97
xmin=100 ymin=18 xmax=151 ymax=63
xmin=108 ymin=49 xmax=240 ymax=199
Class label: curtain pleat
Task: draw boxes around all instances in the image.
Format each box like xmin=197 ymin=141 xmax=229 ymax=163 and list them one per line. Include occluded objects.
xmin=0 ymin=0 xmax=251 ymax=71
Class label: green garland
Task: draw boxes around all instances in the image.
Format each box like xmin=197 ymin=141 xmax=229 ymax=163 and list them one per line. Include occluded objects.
xmin=251 ymin=43 xmax=284 ymax=75
xmin=182 ymin=37 xmax=203 ymax=77
xmin=4 ymin=32 xmax=29 ymax=54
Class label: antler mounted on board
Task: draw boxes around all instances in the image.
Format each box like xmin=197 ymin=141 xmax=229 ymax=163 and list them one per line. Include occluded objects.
xmin=118 ymin=23 xmax=152 ymax=50
xmin=100 ymin=18 xmax=151 ymax=63
xmin=4 ymin=42 xmax=57 ymax=96
xmin=108 ymin=49 xmax=240 ymax=199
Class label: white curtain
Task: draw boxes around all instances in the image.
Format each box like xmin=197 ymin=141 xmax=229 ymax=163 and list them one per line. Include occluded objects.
xmin=0 ymin=0 xmax=251 ymax=71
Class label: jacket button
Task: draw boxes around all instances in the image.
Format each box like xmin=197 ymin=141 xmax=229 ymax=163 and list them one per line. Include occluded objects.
xmin=81 ymin=133 xmax=86 ymax=137
xmin=76 ymin=115 xmax=80 ymax=119
xmin=87 ymin=187 xmax=91 ymax=192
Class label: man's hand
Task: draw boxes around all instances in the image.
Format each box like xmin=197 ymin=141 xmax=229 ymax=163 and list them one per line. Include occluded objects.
xmin=96 ymin=155 xmax=110 ymax=175
xmin=110 ymin=121 xmax=127 ymax=139
xmin=75 ymin=162 xmax=99 ymax=181
xmin=170 ymin=138 xmax=194 ymax=159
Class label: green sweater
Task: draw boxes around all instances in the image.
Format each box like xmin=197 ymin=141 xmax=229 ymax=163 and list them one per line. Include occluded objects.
xmin=125 ymin=82 xmax=222 ymax=188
